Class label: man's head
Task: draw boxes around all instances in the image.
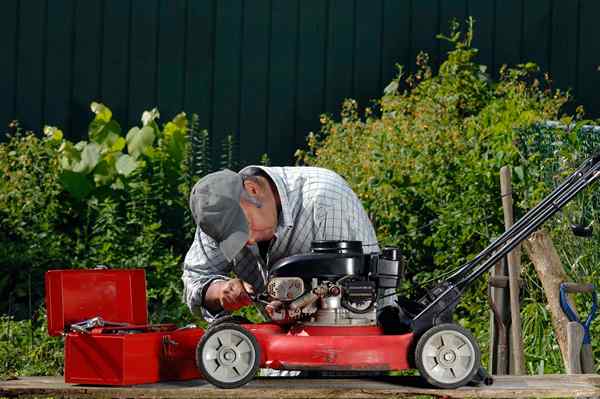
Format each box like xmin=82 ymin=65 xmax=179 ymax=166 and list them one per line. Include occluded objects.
xmin=189 ymin=168 xmax=279 ymax=261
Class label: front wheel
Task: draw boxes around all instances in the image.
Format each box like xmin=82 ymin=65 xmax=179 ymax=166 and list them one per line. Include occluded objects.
xmin=415 ymin=323 xmax=480 ymax=389
xmin=196 ymin=323 xmax=260 ymax=389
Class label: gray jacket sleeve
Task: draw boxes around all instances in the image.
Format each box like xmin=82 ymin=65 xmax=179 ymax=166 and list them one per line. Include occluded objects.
xmin=182 ymin=227 xmax=230 ymax=321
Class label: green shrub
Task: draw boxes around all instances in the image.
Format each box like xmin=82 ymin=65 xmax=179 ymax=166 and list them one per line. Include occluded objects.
xmin=297 ymin=20 xmax=596 ymax=372
xmin=0 ymin=310 xmax=63 ymax=378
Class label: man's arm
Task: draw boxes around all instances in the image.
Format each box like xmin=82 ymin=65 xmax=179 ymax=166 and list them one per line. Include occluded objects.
xmin=182 ymin=228 xmax=231 ymax=320
xmin=182 ymin=228 xmax=256 ymax=319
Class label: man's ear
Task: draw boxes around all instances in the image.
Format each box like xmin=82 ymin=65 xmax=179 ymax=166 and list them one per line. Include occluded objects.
xmin=243 ymin=179 xmax=261 ymax=197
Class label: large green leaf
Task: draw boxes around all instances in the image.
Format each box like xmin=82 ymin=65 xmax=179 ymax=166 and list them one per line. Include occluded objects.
xmin=115 ymin=154 xmax=138 ymax=176
xmin=89 ymin=119 xmax=122 ymax=147
xmin=141 ymin=108 xmax=160 ymax=126
xmin=59 ymin=142 xmax=101 ymax=174
xmin=90 ymin=102 xmax=112 ymax=123
xmin=93 ymin=158 xmax=116 ymax=185
xmin=126 ymin=126 xmax=155 ymax=159
xmin=164 ymin=115 xmax=188 ymax=163
xmin=77 ymin=142 xmax=101 ymax=174
xmin=59 ymin=171 xmax=93 ymax=199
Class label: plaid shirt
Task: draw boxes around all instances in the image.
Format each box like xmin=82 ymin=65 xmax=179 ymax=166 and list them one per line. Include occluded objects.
xmin=182 ymin=166 xmax=381 ymax=321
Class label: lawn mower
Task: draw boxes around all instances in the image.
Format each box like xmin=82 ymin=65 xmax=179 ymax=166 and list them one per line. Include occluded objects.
xmin=196 ymin=154 xmax=600 ymax=389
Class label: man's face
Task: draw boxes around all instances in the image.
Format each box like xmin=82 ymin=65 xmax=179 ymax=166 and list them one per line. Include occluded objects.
xmin=239 ymin=184 xmax=278 ymax=244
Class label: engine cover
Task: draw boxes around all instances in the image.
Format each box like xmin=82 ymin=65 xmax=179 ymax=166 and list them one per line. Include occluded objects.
xmin=269 ymin=253 xmax=367 ymax=281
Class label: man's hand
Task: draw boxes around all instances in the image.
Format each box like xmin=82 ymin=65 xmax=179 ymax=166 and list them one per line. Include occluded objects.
xmin=205 ymin=279 xmax=255 ymax=312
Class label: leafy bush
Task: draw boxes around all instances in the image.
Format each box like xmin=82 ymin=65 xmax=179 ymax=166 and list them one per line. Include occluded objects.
xmin=0 ymin=310 xmax=63 ymax=378
xmin=297 ymin=20 xmax=597 ymax=372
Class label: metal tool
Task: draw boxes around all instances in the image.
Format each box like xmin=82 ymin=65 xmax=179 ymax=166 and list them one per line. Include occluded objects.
xmin=69 ymin=316 xmax=130 ymax=334
xmin=560 ymin=282 xmax=598 ymax=373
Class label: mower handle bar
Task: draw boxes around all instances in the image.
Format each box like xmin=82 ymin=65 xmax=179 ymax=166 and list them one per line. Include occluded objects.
xmin=446 ymin=154 xmax=600 ymax=284
xmin=412 ymin=153 xmax=600 ymax=326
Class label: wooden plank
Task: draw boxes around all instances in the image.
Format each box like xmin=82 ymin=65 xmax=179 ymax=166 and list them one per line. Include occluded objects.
xmin=439 ymin=0 xmax=467 ymax=59
xmin=3 ymin=375 xmax=600 ymax=398
xmin=549 ymin=0 xmax=578 ymax=93
xmin=577 ymin=0 xmax=600 ymax=118
xmin=183 ymin=0 xmax=214 ymax=133
xmin=468 ymin=0 xmax=495 ymax=73
xmin=295 ymin=0 xmax=327 ymax=157
xmin=15 ymin=0 xmax=46 ymax=132
xmin=324 ymin=0 xmax=354 ymax=116
xmin=411 ymin=0 xmax=440 ymax=71
xmin=157 ymin=0 xmax=186 ymax=121
xmin=0 ymin=0 xmax=18 ymax=135
xmin=100 ymin=0 xmax=130 ymax=128
xmin=211 ymin=0 xmax=242 ymax=165
xmin=128 ymin=0 xmax=159 ymax=127
xmin=380 ymin=0 xmax=410 ymax=92
xmin=354 ymin=0 xmax=382 ymax=104
xmin=494 ymin=0 xmax=522 ymax=74
xmin=522 ymin=0 xmax=551 ymax=72
xmin=239 ymin=0 xmax=270 ymax=165
xmin=71 ymin=0 xmax=103 ymax=140
xmin=266 ymin=0 xmax=298 ymax=165
xmin=44 ymin=0 xmax=75 ymax=136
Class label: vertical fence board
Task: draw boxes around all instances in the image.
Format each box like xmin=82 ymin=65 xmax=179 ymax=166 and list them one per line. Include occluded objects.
xmin=44 ymin=0 xmax=74 ymax=135
xmin=128 ymin=0 xmax=159 ymax=127
xmin=411 ymin=0 xmax=440 ymax=70
xmin=101 ymin=0 xmax=130 ymax=127
xmin=295 ymin=0 xmax=327 ymax=154
xmin=239 ymin=0 xmax=270 ymax=165
xmin=0 ymin=0 xmax=18 ymax=132
xmin=522 ymin=0 xmax=551 ymax=72
xmin=578 ymin=0 xmax=600 ymax=116
xmin=212 ymin=0 xmax=242 ymax=164
xmin=325 ymin=0 xmax=355 ymax=116
xmin=550 ymin=0 xmax=578 ymax=92
xmin=71 ymin=0 xmax=102 ymax=138
xmin=16 ymin=0 xmax=46 ymax=131
xmin=267 ymin=0 xmax=299 ymax=165
xmin=4 ymin=0 xmax=600 ymax=144
xmin=381 ymin=0 xmax=411 ymax=90
xmin=468 ymin=0 xmax=495 ymax=72
xmin=494 ymin=0 xmax=522 ymax=75
xmin=354 ymin=0 xmax=382 ymax=106
xmin=157 ymin=0 xmax=186 ymax=121
xmin=184 ymin=0 xmax=214 ymax=133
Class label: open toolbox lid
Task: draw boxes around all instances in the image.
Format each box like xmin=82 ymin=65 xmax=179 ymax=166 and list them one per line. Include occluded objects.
xmin=45 ymin=269 xmax=149 ymax=336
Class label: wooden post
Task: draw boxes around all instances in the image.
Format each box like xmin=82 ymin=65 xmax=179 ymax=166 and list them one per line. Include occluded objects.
xmin=566 ymin=321 xmax=584 ymax=374
xmin=500 ymin=166 xmax=525 ymax=375
xmin=523 ymin=230 xmax=578 ymax=369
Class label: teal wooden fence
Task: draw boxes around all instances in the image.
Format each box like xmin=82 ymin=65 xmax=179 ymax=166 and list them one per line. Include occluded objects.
xmin=1 ymin=0 xmax=600 ymax=165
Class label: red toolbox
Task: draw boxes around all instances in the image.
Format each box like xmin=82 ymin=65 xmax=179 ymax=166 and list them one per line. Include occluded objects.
xmin=45 ymin=268 xmax=204 ymax=385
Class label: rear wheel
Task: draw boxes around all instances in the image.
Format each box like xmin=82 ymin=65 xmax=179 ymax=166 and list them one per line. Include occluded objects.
xmin=415 ymin=323 xmax=480 ymax=389
xmin=196 ymin=323 xmax=260 ymax=389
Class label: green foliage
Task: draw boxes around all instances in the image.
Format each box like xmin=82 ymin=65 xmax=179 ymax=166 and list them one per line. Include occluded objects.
xmin=298 ymin=20 xmax=597 ymax=373
xmin=0 ymin=310 xmax=63 ymax=378
xmin=0 ymin=123 xmax=70 ymax=318
xmin=0 ymin=103 xmax=250 ymax=376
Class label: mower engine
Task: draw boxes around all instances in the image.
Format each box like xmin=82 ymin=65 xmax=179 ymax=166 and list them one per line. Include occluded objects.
xmin=264 ymin=240 xmax=403 ymax=326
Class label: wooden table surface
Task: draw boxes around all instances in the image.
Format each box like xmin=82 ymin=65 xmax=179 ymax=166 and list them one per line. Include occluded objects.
xmin=2 ymin=374 xmax=600 ymax=398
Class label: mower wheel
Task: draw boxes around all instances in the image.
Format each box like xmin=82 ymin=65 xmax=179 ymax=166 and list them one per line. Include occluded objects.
xmin=415 ymin=323 xmax=480 ymax=389
xmin=196 ymin=322 xmax=260 ymax=389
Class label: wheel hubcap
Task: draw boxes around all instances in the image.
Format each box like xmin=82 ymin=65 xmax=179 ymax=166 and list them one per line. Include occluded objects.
xmin=202 ymin=329 xmax=255 ymax=383
xmin=421 ymin=330 xmax=475 ymax=384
